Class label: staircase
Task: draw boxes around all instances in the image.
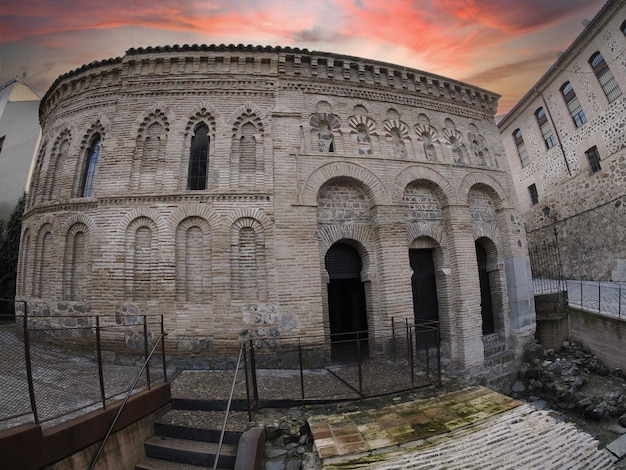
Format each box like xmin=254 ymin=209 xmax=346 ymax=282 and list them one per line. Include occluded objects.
xmin=135 ymin=405 xmax=250 ymax=469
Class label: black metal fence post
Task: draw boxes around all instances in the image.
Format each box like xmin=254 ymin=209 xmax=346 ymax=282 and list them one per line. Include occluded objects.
xmin=143 ymin=315 xmax=151 ymax=389
xmin=249 ymin=340 xmax=259 ymax=410
xmin=598 ymin=282 xmax=602 ymax=313
xmin=160 ymin=315 xmax=167 ymax=382
xmin=357 ymin=330 xmax=363 ymax=395
xmin=620 ymin=284 xmax=622 ymax=319
xmin=298 ymin=338 xmax=305 ymax=400
xmin=95 ymin=316 xmax=106 ymax=409
xmin=408 ymin=327 xmax=414 ymax=389
xmin=23 ymin=302 xmax=39 ymax=424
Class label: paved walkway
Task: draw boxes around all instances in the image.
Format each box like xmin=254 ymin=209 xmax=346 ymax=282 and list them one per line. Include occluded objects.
xmin=309 ymin=386 xmax=614 ymax=469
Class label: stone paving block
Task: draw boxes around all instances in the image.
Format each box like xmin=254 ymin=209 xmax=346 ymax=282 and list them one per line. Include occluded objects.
xmin=606 ymin=433 xmax=626 ymax=459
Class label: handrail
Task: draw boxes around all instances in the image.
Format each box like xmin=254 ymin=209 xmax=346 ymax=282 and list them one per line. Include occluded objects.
xmin=213 ymin=344 xmax=245 ymax=470
xmin=89 ymin=333 xmax=166 ymax=470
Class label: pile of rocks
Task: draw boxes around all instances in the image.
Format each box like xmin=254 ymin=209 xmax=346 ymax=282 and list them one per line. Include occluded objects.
xmin=511 ymin=340 xmax=626 ymax=425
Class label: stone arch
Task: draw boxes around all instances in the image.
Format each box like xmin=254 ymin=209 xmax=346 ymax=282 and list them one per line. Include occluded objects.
xmin=124 ymin=216 xmax=159 ymax=301
xmin=317 ymin=179 xmax=371 ymax=225
xmin=348 ymin=115 xmax=377 ymax=152
xmin=34 ymin=221 xmax=58 ymax=299
xmin=18 ymin=227 xmax=31 ymax=297
xmin=62 ymin=221 xmax=91 ymax=301
xmin=175 ymin=216 xmax=212 ymax=302
xmin=475 ymin=235 xmax=507 ymax=338
xmin=60 ymin=213 xmax=96 ymax=235
xmin=168 ymin=204 xmax=222 ymax=235
xmin=180 ymin=104 xmax=219 ymax=191
xmin=299 ymin=162 xmax=388 ymax=206
xmin=231 ymin=105 xmax=266 ymax=188
xmin=29 ymin=141 xmax=48 ymax=208
xmin=74 ymin=120 xmax=107 ymax=197
xmin=384 ymin=119 xmax=410 ymax=159
xmin=415 ymin=122 xmax=440 ymax=161
xmin=119 ymin=208 xmax=167 ymax=235
xmin=309 ymin=112 xmax=341 ymax=153
xmin=458 ymin=173 xmax=511 ymax=210
xmin=393 ymin=166 xmax=455 ymax=207
xmin=230 ymin=216 xmax=268 ymax=302
xmin=45 ymin=129 xmax=72 ymax=200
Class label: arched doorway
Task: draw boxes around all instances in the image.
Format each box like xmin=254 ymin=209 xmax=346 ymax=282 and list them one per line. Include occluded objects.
xmin=409 ymin=248 xmax=439 ymax=348
xmin=325 ymin=242 xmax=368 ymax=357
xmin=475 ymin=241 xmax=495 ymax=335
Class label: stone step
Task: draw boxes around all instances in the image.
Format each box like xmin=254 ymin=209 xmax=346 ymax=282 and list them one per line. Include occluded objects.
xmin=155 ymin=409 xmax=248 ymax=445
xmin=144 ymin=435 xmax=238 ymax=468
xmin=135 ymin=456 xmax=230 ymax=470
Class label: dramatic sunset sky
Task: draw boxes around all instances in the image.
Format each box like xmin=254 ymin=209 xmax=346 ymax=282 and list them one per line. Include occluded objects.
xmin=0 ymin=0 xmax=607 ymax=116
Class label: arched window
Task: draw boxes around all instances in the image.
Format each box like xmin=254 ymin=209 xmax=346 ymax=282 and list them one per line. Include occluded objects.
xmin=621 ymin=20 xmax=626 ymax=36
xmin=79 ymin=135 xmax=101 ymax=197
xmin=513 ymin=129 xmax=529 ymax=167
xmin=534 ymin=107 xmax=556 ymax=149
xmin=188 ymin=124 xmax=209 ymax=190
xmin=589 ymin=51 xmax=622 ymax=102
xmin=560 ymin=82 xmax=587 ymax=128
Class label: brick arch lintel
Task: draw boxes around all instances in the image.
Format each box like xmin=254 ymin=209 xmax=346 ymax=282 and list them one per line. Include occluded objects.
xmin=458 ymin=172 xmax=512 ymax=210
xmin=299 ymin=162 xmax=388 ymax=206
xmin=394 ymin=165 xmax=455 ymax=207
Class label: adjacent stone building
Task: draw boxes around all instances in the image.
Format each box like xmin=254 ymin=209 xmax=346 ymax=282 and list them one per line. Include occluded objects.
xmin=19 ymin=44 xmax=535 ymax=380
xmin=498 ymin=0 xmax=626 ymax=281
xmin=0 ymin=76 xmax=41 ymax=221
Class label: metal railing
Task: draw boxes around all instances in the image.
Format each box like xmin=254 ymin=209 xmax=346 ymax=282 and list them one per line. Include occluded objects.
xmin=89 ymin=332 xmax=167 ymax=470
xmin=532 ymin=279 xmax=626 ymax=319
xmin=242 ymin=320 xmax=441 ymax=409
xmin=0 ymin=299 xmax=167 ymax=430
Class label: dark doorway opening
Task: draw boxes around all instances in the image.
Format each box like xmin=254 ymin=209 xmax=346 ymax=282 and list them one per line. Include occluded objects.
xmin=409 ymin=248 xmax=439 ymax=348
xmin=325 ymin=242 xmax=368 ymax=360
xmin=476 ymin=242 xmax=495 ymax=335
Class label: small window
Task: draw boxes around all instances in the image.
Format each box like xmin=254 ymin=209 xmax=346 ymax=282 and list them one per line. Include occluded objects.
xmin=534 ymin=108 xmax=556 ymax=149
xmin=585 ymin=146 xmax=601 ymax=173
xmin=621 ymin=20 xmax=626 ymax=36
xmin=589 ymin=52 xmax=622 ymax=102
xmin=79 ymin=135 xmax=101 ymax=197
xmin=560 ymin=82 xmax=587 ymax=128
xmin=528 ymin=184 xmax=539 ymax=206
xmin=188 ymin=124 xmax=209 ymax=190
xmin=0 ymin=135 xmax=5 ymax=154
xmin=513 ymin=129 xmax=529 ymax=167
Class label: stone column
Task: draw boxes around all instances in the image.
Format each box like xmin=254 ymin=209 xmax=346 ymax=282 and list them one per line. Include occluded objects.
xmin=442 ymin=203 xmax=484 ymax=371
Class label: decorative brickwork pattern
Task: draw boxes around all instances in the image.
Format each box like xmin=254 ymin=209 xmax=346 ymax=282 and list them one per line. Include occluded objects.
xmin=20 ymin=44 xmax=534 ymax=381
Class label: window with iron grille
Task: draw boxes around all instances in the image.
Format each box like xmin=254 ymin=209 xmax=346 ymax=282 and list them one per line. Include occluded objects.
xmin=79 ymin=135 xmax=101 ymax=197
xmin=513 ymin=129 xmax=529 ymax=167
xmin=528 ymin=183 xmax=539 ymax=206
xmin=561 ymin=82 xmax=587 ymax=128
xmin=534 ymin=107 xmax=556 ymax=149
xmin=589 ymin=52 xmax=622 ymax=103
xmin=585 ymin=146 xmax=601 ymax=173
xmin=188 ymin=124 xmax=209 ymax=190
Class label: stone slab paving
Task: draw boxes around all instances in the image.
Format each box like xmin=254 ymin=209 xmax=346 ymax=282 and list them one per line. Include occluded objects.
xmin=309 ymin=386 xmax=614 ymax=469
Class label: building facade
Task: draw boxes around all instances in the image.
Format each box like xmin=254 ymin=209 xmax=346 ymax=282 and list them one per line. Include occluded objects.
xmin=19 ymin=44 xmax=535 ymax=380
xmin=0 ymin=77 xmax=41 ymax=221
xmin=499 ymin=0 xmax=626 ymax=281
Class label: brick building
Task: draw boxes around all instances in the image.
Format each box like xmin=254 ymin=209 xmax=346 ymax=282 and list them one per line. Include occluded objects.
xmin=19 ymin=45 xmax=535 ymax=380
xmin=498 ymin=0 xmax=626 ymax=281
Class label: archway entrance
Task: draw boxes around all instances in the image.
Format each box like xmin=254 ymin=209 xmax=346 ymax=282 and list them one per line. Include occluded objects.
xmin=325 ymin=242 xmax=368 ymax=358
xmin=409 ymin=248 xmax=439 ymax=348
xmin=476 ymin=242 xmax=495 ymax=335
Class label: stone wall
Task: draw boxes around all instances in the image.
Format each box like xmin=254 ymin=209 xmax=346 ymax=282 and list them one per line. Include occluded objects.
xmin=18 ymin=44 xmax=535 ymax=378
xmin=498 ymin=2 xmax=626 ymax=281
